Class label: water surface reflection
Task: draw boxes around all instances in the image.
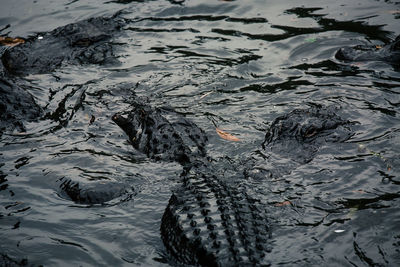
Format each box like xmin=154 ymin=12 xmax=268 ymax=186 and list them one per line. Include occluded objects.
xmin=1 ymin=0 xmax=399 ymax=266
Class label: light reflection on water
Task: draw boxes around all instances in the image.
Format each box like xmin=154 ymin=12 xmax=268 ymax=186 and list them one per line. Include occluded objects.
xmin=1 ymin=0 xmax=400 ymax=266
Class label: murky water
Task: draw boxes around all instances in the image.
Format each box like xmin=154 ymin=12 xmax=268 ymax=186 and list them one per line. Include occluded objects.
xmin=1 ymin=0 xmax=400 ymax=266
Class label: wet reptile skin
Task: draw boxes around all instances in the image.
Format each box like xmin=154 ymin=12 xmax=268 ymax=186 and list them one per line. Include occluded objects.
xmin=1 ymin=16 xmax=123 ymax=76
xmin=113 ymin=101 xmax=355 ymax=265
xmin=113 ymin=99 xmax=272 ymax=266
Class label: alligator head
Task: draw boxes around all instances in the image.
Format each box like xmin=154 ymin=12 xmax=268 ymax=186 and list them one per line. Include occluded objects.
xmin=1 ymin=16 xmax=123 ymax=75
xmin=245 ymin=106 xmax=354 ymax=179
xmin=112 ymin=100 xmax=207 ymax=165
xmin=262 ymin=106 xmax=353 ymax=164
xmin=335 ymin=35 xmax=400 ymax=65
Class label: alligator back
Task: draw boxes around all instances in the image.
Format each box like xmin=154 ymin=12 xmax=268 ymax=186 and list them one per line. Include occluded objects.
xmin=161 ymin=163 xmax=271 ymax=266
xmin=2 ymin=16 xmax=123 ymax=75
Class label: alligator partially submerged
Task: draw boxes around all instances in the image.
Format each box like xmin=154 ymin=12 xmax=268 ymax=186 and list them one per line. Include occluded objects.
xmin=0 ymin=45 xmax=42 ymax=135
xmin=0 ymin=78 xmax=42 ymax=135
xmin=335 ymin=35 xmax=400 ymax=65
xmin=112 ymin=99 xmax=207 ymax=165
xmin=1 ymin=16 xmax=124 ymax=76
xmin=113 ymin=100 xmax=357 ymax=265
xmin=0 ymin=14 xmax=124 ymax=135
xmin=245 ymin=106 xmax=354 ymax=179
xmin=113 ymin=99 xmax=271 ymax=266
xmin=58 ymin=177 xmax=128 ymax=205
xmin=0 ymin=12 xmax=361 ymax=265
xmin=263 ymin=106 xmax=353 ymax=163
xmin=0 ymin=15 xmax=128 ymax=204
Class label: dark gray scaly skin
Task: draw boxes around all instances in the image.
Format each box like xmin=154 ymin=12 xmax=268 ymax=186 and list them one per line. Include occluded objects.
xmin=161 ymin=162 xmax=271 ymax=266
xmin=114 ymin=103 xmax=354 ymax=265
xmin=335 ymin=35 xmax=400 ymax=65
xmin=0 ymin=78 xmax=42 ymax=135
xmin=113 ymin=99 xmax=271 ymax=266
xmin=263 ymin=106 xmax=353 ymax=163
xmin=0 ymin=15 xmax=124 ymax=133
xmin=112 ymin=99 xmax=207 ymax=165
xmin=0 ymin=253 xmax=29 ymax=267
xmin=0 ymin=46 xmax=42 ymax=135
xmin=245 ymin=106 xmax=354 ymax=179
xmin=1 ymin=16 xmax=124 ymax=76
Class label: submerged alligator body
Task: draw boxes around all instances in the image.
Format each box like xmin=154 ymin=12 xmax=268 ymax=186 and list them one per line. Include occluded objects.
xmin=245 ymin=106 xmax=354 ymax=179
xmin=0 ymin=15 xmax=128 ymax=204
xmin=0 ymin=14 xmax=125 ymax=132
xmin=113 ymin=99 xmax=271 ymax=265
xmin=0 ymin=12 xmax=361 ymax=265
xmin=58 ymin=177 xmax=128 ymax=205
xmin=1 ymin=16 xmax=124 ymax=76
xmin=335 ymin=35 xmax=400 ymax=65
xmin=0 ymin=47 xmax=42 ymax=135
xmin=263 ymin=106 xmax=353 ymax=163
xmin=0 ymin=78 xmax=42 ymax=135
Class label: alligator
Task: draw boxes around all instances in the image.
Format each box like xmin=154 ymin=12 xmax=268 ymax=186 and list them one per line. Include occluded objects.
xmin=113 ymin=98 xmax=273 ymax=266
xmin=0 ymin=45 xmax=42 ymax=135
xmin=58 ymin=177 xmax=129 ymax=205
xmin=245 ymin=106 xmax=354 ymax=180
xmin=0 ymin=78 xmax=42 ymax=135
xmin=0 ymin=15 xmax=130 ymax=204
xmin=113 ymin=102 xmax=355 ymax=265
xmin=1 ymin=15 xmax=124 ymax=76
xmin=0 ymin=77 xmax=129 ymax=204
xmin=0 ymin=12 xmax=360 ymax=264
xmin=112 ymin=99 xmax=208 ymax=165
xmin=0 ymin=14 xmax=124 ymax=131
xmin=335 ymin=35 xmax=400 ymax=65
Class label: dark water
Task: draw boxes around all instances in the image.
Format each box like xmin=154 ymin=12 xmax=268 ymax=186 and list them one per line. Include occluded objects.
xmin=1 ymin=0 xmax=400 ymax=266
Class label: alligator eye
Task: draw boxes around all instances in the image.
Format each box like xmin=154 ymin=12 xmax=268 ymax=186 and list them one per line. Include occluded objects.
xmin=304 ymin=127 xmax=317 ymax=138
xmin=73 ymin=38 xmax=92 ymax=47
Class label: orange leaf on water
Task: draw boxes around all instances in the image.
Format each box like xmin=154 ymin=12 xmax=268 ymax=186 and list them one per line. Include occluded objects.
xmin=0 ymin=36 xmax=25 ymax=47
xmin=352 ymin=189 xmax=365 ymax=194
xmin=216 ymin=128 xmax=240 ymax=142
xmin=275 ymin=200 xmax=291 ymax=207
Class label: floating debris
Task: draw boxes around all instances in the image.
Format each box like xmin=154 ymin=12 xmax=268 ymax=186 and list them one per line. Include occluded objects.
xmin=216 ymin=128 xmax=240 ymax=142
